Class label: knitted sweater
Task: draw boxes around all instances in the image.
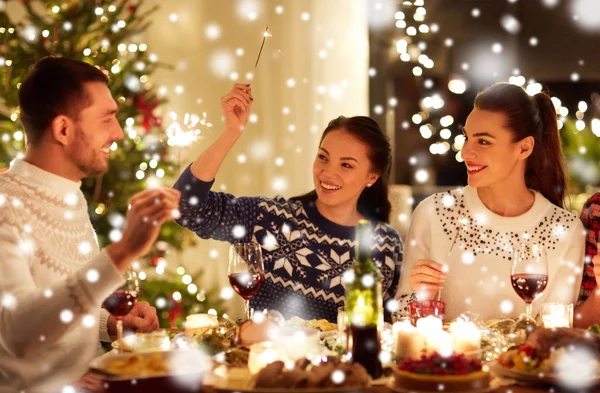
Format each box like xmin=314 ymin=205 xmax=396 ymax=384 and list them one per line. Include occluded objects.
xmin=174 ymin=166 xmax=403 ymax=322
xmin=0 ymin=160 xmax=124 ymax=393
xmin=395 ymin=186 xmax=586 ymax=321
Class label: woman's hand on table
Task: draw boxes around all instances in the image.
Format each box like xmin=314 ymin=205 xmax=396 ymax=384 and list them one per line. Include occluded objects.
xmin=409 ymin=259 xmax=447 ymax=300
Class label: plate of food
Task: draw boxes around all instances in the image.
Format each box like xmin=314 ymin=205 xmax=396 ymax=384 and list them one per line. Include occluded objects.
xmin=90 ymin=349 xmax=211 ymax=381
xmin=491 ymin=327 xmax=600 ymax=389
xmin=286 ymin=316 xmax=337 ymax=340
xmin=212 ymin=356 xmax=371 ymax=392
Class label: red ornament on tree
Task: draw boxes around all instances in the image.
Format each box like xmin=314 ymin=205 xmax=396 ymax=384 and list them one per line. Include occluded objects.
xmin=149 ymin=255 xmax=166 ymax=267
xmin=134 ymin=95 xmax=162 ymax=133
xmin=128 ymin=0 xmax=138 ymax=15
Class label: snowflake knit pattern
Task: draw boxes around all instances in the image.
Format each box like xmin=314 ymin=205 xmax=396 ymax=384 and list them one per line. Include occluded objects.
xmin=174 ymin=166 xmax=403 ymax=322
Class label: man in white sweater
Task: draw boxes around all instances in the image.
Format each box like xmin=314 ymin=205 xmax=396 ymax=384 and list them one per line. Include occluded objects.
xmin=0 ymin=57 xmax=181 ymax=392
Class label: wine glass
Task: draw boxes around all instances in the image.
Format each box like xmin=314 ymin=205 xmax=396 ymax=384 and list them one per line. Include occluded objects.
xmin=102 ymin=269 xmax=140 ymax=344
xmin=228 ymin=243 xmax=265 ymax=320
xmin=511 ymin=243 xmax=548 ymax=327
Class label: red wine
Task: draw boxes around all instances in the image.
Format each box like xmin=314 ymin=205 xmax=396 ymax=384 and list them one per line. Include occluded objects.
xmin=511 ymin=274 xmax=548 ymax=304
xmin=228 ymin=272 xmax=265 ymax=300
xmin=102 ymin=290 xmax=138 ymax=317
xmin=350 ymin=325 xmax=382 ymax=379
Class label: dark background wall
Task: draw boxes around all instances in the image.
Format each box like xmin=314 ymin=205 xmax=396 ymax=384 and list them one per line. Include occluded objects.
xmin=368 ymin=0 xmax=600 ymax=186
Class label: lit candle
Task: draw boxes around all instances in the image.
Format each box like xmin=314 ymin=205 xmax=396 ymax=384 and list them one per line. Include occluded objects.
xmin=541 ymin=303 xmax=573 ymax=328
xmin=248 ymin=342 xmax=283 ymax=374
xmin=274 ymin=329 xmax=320 ymax=361
xmin=185 ymin=313 xmax=219 ymax=335
xmin=393 ymin=321 xmax=426 ymax=360
xmin=416 ymin=315 xmax=443 ymax=332
xmin=416 ymin=316 xmax=449 ymax=356
xmin=449 ymin=320 xmax=481 ymax=358
xmin=426 ymin=330 xmax=454 ymax=357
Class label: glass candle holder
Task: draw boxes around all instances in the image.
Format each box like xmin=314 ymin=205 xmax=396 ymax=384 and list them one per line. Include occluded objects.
xmin=408 ymin=300 xmax=446 ymax=325
xmin=541 ymin=303 xmax=573 ymax=328
xmin=337 ymin=307 xmax=348 ymax=348
xmin=185 ymin=313 xmax=219 ymax=336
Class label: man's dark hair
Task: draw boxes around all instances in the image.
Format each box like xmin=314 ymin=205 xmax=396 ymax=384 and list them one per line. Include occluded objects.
xmin=18 ymin=56 xmax=109 ymax=144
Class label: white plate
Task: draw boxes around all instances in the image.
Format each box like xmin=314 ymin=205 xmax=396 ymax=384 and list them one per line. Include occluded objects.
xmin=489 ymin=363 xmax=600 ymax=387
xmin=90 ymin=350 xmax=209 ymax=381
xmin=110 ymin=331 xmax=172 ymax=352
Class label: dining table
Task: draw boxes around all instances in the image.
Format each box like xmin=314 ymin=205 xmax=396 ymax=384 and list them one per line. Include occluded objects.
xmin=93 ymin=373 xmax=600 ymax=393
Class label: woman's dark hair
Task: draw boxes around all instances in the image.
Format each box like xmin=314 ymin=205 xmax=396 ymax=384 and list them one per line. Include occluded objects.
xmin=18 ymin=56 xmax=109 ymax=145
xmin=291 ymin=116 xmax=393 ymax=223
xmin=474 ymin=82 xmax=567 ymax=208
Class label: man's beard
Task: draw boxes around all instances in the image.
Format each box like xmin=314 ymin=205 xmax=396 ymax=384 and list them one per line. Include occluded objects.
xmin=68 ymin=126 xmax=109 ymax=178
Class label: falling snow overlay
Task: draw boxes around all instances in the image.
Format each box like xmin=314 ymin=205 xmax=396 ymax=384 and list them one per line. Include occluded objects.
xmin=174 ymin=165 xmax=402 ymax=323
xmin=0 ymin=160 xmax=125 ymax=391
xmin=395 ymin=186 xmax=586 ymax=321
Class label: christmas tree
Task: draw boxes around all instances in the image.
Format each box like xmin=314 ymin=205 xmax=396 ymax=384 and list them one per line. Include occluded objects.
xmin=0 ymin=0 xmax=224 ymax=327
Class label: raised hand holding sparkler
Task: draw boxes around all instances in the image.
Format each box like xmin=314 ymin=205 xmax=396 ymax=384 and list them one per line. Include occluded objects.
xmin=220 ymin=84 xmax=253 ymax=133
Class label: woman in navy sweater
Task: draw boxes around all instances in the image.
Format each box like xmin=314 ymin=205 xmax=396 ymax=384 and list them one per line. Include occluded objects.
xmin=174 ymin=84 xmax=402 ymax=322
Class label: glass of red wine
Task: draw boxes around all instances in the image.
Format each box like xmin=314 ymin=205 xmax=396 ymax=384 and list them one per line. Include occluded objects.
xmin=511 ymin=243 xmax=548 ymax=327
xmin=228 ymin=243 xmax=265 ymax=321
xmin=102 ymin=269 xmax=139 ymax=345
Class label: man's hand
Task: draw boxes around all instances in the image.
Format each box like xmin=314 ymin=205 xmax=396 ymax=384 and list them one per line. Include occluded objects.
xmin=107 ymin=301 xmax=159 ymax=339
xmin=107 ymin=188 xmax=181 ymax=271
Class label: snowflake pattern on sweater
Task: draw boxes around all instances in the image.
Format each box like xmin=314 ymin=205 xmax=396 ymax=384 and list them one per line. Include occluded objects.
xmin=174 ymin=166 xmax=403 ymax=322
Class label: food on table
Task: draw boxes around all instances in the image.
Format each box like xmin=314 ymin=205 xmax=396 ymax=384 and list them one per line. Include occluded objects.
xmin=194 ymin=324 xmax=236 ymax=355
xmin=498 ymin=328 xmax=600 ymax=376
xmin=220 ymin=347 xmax=250 ymax=368
xmin=103 ymin=353 xmax=170 ymax=377
xmin=393 ymin=353 xmax=490 ymax=392
xmin=286 ymin=316 xmax=335 ymax=332
xmin=253 ymin=357 xmax=370 ymax=388
xmin=238 ymin=319 xmax=280 ymax=345
xmin=497 ymin=344 xmax=540 ymax=372
xmin=526 ymin=327 xmax=600 ymax=360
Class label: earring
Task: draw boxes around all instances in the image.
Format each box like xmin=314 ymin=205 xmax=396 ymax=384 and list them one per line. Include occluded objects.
xmin=366 ymin=183 xmax=372 ymax=187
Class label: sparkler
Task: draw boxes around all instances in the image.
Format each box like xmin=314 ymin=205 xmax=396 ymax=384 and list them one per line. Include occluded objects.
xmin=254 ymin=26 xmax=271 ymax=69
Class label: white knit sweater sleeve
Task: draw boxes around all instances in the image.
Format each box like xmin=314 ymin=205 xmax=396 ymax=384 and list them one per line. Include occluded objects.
xmin=395 ymin=197 xmax=433 ymax=311
xmin=0 ymin=223 xmax=124 ymax=358
xmin=545 ymin=219 xmax=587 ymax=305
xmin=98 ymin=308 xmax=112 ymax=342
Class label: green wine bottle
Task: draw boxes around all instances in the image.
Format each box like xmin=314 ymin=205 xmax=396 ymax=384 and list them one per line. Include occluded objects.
xmin=344 ymin=219 xmax=383 ymax=378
